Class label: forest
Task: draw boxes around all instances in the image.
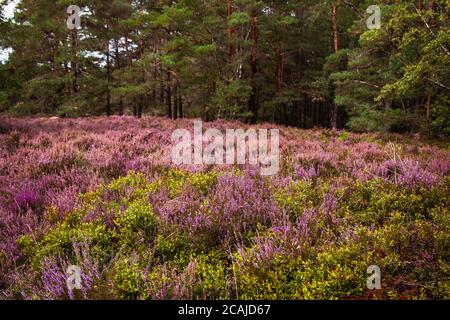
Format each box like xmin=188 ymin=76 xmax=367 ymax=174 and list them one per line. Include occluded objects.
xmin=0 ymin=0 xmax=449 ymax=135
xmin=0 ymin=0 xmax=449 ymax=302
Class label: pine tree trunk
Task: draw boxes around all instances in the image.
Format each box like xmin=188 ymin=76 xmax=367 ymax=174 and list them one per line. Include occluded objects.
xmin=106 ymin=41 xmax=111 ymax=116
xmin=166 ymin=69 xmax=172 ymax=119
xmin=248 ymin=15 xmax=258 ymax=124
xmin=276 ymin=48 xmax=285 ymax=125
xmin=114 ymin=39 xmax=124 ymax=116
xmin=426 ymin=93 xmax=431 ymax=121
xmin=227 ymin=0 xmax=233 ymax=64
xmin=331 ymin=104 xmax=338 ymax=130
xmin=160 ymin=65 xmax=165 ymax=105
xmin=173 ymin=84 xmax=178 ymax=120
xmin=332 ymin=2 xmax=339 ymax=54
xmin=71 ymin=29 xmax=79 ymax=95
xmin=178 ymin=91 xmax=183 ymax=118
xmin=331 ymin=1 xmax=339 ymax=130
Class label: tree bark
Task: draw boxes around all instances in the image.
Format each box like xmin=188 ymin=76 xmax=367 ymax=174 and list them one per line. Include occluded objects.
xmin=248 ymin=15 xmax=258 ymax=124
xmin=276 ymin=48 xmax=285 ymax=125
xmin=178 ymin=89 xmax=183 ymax=118
xmin=166 ymin=69 xmax=172 ymax=119
xmin=71 ymin=29 xmax=79 ymax=95
xmin=332 ymin=2 xmax=339 ymax=54
xmin=426 ymin=92 xmax=431 ymax=121
xmin=331 ymin=1 xmax=339 ymax=130
xmin=173 ymin=84 xmax=178 ymax=120
xmin=114 ymin=39 xmax=124 ymax=116
xmin=227 ymin=1 xmax=233 ymax=64
xmin=106 ymin=40 xmax=112 ymax=116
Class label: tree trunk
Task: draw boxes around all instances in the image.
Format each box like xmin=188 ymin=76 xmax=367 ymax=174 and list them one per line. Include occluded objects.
xmin=276 ymin=48 xmax=285 ymax=125
xmin=331 ymin=1 xmax=339 ymax=130
xmin=173 ymin=84 xmax=178 ymax=120
xmin=166 ymin=69 xmax=172 ymax=119
xmin=160 ymin=65 xmax=165 ymax=105
xmin=106 ymin=40 xmax=111 ymax=116
xmin=178 ymin=90 xmax=183 ymax=118
xmin=125 ymin=33 xmax=132 ymax=66
xmin=332 ymin=2 xmax=339 ymax=54
xmin=248 ymin=15 xmax=258 ymax=124
xmin=71 ymin=29 xmax=79 ymax=95
xmin=227 ymin=0 xmax=233 ymax=64
xmin=114 ymin=39 xmax=124 ymax=116
xmin=304 ymin=95 xmax=309 ymax=128
xmin=137 ymin=97 xmax=144 ymax=118
xmin=426 ymin=92 xmax=431 ymax=121
xmin=331 ymin=103 xmax=338 ymax=130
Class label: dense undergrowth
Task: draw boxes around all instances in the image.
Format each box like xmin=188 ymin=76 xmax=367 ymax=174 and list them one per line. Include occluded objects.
xmin=0 ymin=117 xmax=449 ymax=300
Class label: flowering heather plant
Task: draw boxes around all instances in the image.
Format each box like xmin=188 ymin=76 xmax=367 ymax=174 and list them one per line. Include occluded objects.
xmin=0 ymin=116 xmax=449 ymax=300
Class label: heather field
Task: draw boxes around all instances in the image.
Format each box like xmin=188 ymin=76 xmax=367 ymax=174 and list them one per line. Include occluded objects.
xmin=0 ymin=116 xmax=449 ymax=300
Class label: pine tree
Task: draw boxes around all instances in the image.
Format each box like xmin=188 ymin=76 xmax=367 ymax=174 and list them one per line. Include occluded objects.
xmin=0 ymin=0 xmax=448 ymax=136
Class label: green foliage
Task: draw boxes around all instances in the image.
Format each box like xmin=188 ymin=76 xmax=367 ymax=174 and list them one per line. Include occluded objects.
xmin=9 ymin=102 xmax=42 ymax=117
xmin=274 ymin=180 xmax=325 ymax=220
xmin=347 ymin=107 xmax=421 ymax=133
xmin=0 ymin=0 xmax=447 ymax=135
xmin=338 ymin=179 xmax=450 ymax=226
xmin=346 ymin=107 xmax=382 ymax=133
xmin=430 ymin=94 xmax=450 ymax=137
xmin=191 ymin=252 xmax=230 ymax=300
xmin=155 ymin=233 xmax=191 ymax=262
xmin=188 ymin=171 xmax=218 ymax=195
xmin=115 ymin=199 xmax=156 ymax=246
xmin=229 ymin=12 xmax=251 ymax=28
xmin=338 ymin=131 xmax=350 ymax=142
xmin=16 ymin=172 xmax=155 ymax=269
xmin=113 ymin=258 xmax=147 ymax=300
xmin=28 ymin=214 xmax=118 ymax=269
xmin=234 ymin=243 xmax=373 ymax=300
xmin=12 ymin=168 xmax=450 ymax=299
xmin=15 ymin=170 xmax=220 ymax=274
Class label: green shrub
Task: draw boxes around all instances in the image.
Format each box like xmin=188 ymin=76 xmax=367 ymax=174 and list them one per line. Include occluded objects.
xmin=13 ymin=170 xmax=449 ymax=300
xmin=155 ymin=234 xmax=192 ymax=263
xmin=17 ymin=172 xmax=157 ymax=270
xmin=192 ymin=252 xmax=230 ymax=300
xmin=113 ymin=258 xmax=147 ymax=300
xmin=338 ymin=131 xmax=350 ymax=142
xmin=274 ymin=181 xmax=326 ymax=221
xmin=338 ymin=180 xmax=449 ymax=226
xmin=28 ymin=215 xmax=118 ymax=269
xmin=188 ymin=172 xmax=218 ymax=195
xmin=234 ymin=243 xmax=373 ymax=300
xmin=115 ymin=199 xmax=157 ymax=247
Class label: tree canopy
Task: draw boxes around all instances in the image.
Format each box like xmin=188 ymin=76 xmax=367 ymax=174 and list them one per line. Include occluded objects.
xmin=0 ymin=0 xmax=449 ymax=136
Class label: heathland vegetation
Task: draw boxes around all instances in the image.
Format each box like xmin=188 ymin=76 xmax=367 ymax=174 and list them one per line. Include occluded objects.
xmin=0 ymin=117 xmax=448 ymax=299
xmin=0 ymin=1 xmax=449 ymax=300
